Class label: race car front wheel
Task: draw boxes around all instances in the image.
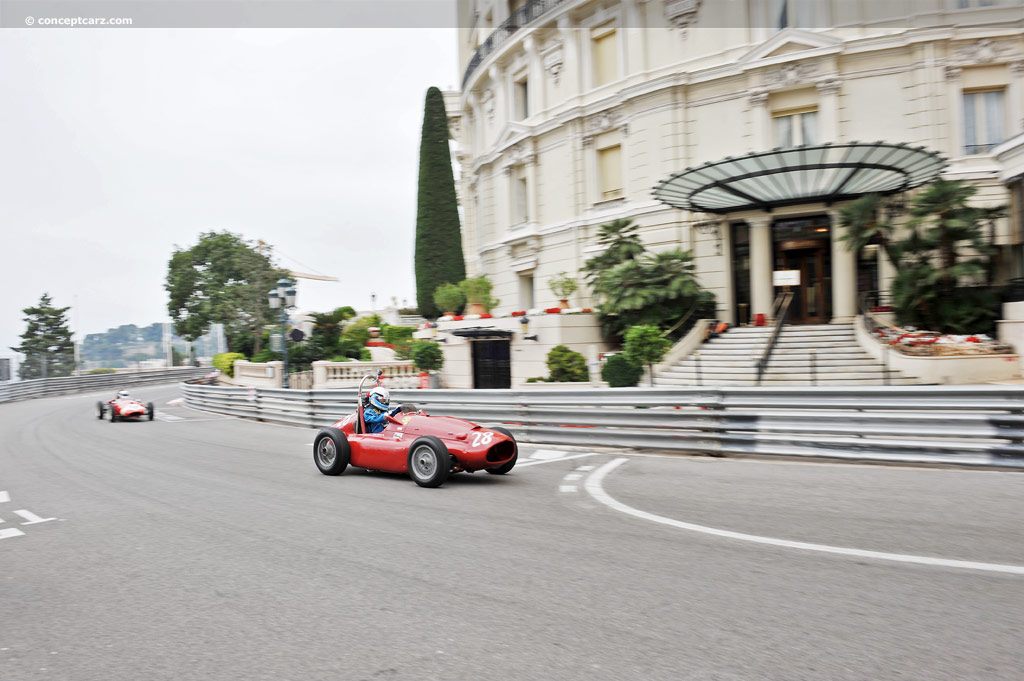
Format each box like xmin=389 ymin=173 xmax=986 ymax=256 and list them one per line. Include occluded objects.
xmin=147 ymin=403 xmax=155 ymax=421
xmin=313 ymin=428 xmax=350 ymax=476
xmin=485 ymin=426 xmax=518 ymax=475
xmin=96 ymin=402 xmax=105 ymax=420
xmin=110 ymin=407 xmax=118 ymax=423
xmin=407 ymin=436 xmax=450 ymax=488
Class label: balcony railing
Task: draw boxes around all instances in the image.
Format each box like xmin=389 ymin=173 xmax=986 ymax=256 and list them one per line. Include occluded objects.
xmin=463 ymin=0 xmax=569 ymax=89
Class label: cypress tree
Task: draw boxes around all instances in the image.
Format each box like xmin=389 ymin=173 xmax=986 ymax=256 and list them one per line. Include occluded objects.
xmin=11 ymin=293 xmax=76 ymax=379
xmin=415 ymin=87 xmax=466 ymax=319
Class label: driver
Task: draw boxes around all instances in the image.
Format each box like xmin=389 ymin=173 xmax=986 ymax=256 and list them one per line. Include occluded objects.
xmin=363 ymin=387 xmax=402 ymax=434
xmin=115 ymin=390 xmax=130 ymax=401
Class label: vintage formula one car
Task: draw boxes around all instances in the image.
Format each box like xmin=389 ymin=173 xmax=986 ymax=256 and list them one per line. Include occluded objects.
xmin=97 ymin=394 xmax=155 ymax=422
xmin=313 ymin=370 xmax=517 ymax=487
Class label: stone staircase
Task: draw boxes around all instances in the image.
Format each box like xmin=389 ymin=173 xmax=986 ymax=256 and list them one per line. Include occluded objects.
xmin=654 ymin=323 xmax=923 ymax=387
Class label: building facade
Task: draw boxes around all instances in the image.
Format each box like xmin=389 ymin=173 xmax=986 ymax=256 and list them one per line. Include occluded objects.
xmin=451 ymin=0 xmax=1024 ymax=326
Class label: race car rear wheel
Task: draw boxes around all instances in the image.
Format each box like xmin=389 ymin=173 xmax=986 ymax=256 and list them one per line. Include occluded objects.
xmin=96 ymin=401 xmax=105 ymax=420
xmin=147 ymin=403 xmax=155 ymax=421
xmin=485 ymin=426 xmax=518 ymax=475
xmin=407 ymin=436 xmax=450 ymax=488
xmin=313 ymin=428 xmax=350 ymax=476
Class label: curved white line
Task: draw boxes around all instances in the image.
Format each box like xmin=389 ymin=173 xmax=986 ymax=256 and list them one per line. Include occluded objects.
xmin=585 ymin=458 xmax=1024 ymax=576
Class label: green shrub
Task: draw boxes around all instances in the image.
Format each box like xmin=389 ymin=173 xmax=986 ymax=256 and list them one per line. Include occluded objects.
xmin=86 ymin=368 xmax=116 ymax=374
xmin=359 ymin=347 xmax=372 ymax=361
xmin=433 ymin=283 xmax=465 ymax=315
xmin=250 ymin=348 xmax=279 ymax=363
xmin=602 ymin=354 xmax=643 ymax=388
xmin=382 ymin=325 xmax=415 ymax=346
xmin=329 ymin=355 xmax=351 ymax=362
xmin=525 ymin=376 xmax=547 ymax=383
xmin=549 ymin=272 xmax=578 ymax=300
xmin=410 ymin=341 xmax=444 ymax=371
xmin=623 ymin=325 xmax=671 ymax=387
xmin=546 ymin=345 xmax=588 ymax=382
xmin=458 ymin=276 xmax=499 ymax=311
xmin=342 ymin=314 xmax=382 ymax=348
xmin=212 ymin=352 xmax=247 ymax=377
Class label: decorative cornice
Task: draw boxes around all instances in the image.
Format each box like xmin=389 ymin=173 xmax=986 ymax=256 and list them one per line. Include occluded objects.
xmin=816 ymin=78 xmax=842 ymax=95
xmin=665 ymin=0 xmax=701 ymax=36
xmin=542 ymin=41 xmax=565 ymax=85
xmin=748 ymin=89 xmax=769 ymax=107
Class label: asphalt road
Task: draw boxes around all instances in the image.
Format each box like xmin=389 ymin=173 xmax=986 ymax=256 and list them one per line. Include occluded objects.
xmin=2 ymin=384 xmax=1023 ymax=681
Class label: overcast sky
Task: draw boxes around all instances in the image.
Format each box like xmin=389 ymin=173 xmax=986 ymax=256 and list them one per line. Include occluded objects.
xmin=1 ymin=25 xmax=458 ymax=360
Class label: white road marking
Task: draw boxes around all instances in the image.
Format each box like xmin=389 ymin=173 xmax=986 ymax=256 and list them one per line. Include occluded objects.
xmin=576 ymin=465 xmax=596 ymax=471
xmin=0 ymin=528 xmax=25 ymax=540
xmin=559 ymin=485 xmax=578 ymax=493
xmin=585 ymin=458 xmax=1024 ymax=576
xmin=528 ymin=449 xmax=572 ymax=460
xmin=165 ymin=398 xmax=184 ymax=406
xmin=563 ymin=473 xmax=583 ymax=481
xmin=0 ymin=491 xmax=9 ymax=503
xmin=155 ymin=413 xmax=184 ymax=422
xmin=518 ymin=452 xmax=600 ymax=467
xmin=13 ymin=510 xmax=56 ymax=525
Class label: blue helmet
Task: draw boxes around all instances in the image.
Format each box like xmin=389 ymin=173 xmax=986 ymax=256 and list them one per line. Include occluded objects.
xmin=368 ymin=387 xmax=390 ymax=411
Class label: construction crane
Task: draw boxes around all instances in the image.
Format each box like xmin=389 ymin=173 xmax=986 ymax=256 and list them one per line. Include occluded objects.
xmin=257 ymin=240 xmax=339 ymax=282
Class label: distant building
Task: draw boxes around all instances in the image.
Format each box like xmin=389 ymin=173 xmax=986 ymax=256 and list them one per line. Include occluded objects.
xmin=452 ymin=0 xmax=1024 ymax=325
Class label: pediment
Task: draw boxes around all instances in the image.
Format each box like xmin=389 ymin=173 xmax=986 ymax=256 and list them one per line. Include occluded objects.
xmin=739 ymin=29 xmax=842 ymax=65
xmin=494 ymin=122 xmax=531 ymax=152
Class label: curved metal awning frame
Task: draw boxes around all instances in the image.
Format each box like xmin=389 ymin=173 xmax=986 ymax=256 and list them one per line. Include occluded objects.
xmin=652 ymin=142 xmax=946 ymax=214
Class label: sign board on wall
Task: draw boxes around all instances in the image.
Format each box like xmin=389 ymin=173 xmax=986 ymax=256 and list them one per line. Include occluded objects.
xmin=773 ymin=270 xmax=801 ymax=286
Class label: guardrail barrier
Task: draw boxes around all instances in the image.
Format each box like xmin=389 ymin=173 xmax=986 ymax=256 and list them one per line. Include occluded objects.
xmin=0 ymin=367 xmax=210 ymax=404
xmin=181 ymin=383 xmax=1024 ymax=468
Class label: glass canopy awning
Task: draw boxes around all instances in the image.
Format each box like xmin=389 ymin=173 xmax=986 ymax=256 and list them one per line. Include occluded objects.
xmin=652 ymin=142 xmax=946 ymax=214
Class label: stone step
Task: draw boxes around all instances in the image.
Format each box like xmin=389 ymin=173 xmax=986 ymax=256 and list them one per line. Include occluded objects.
xmin=668 ymin=364 xmax=895 ymax=376
xmin=716 ymin=328 xmax=855 ymax=338
xmin=654 ymin=376 xmax=922 ymax=387
xmin=726 ymin=323 xmax=851 ymax=332
xmin=684 ymin=357 xmax=880 ymax=367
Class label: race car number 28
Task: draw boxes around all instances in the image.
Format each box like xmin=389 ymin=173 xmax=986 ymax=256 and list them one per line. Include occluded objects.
xmin=472 ymin=431 xmax=494 ymax=447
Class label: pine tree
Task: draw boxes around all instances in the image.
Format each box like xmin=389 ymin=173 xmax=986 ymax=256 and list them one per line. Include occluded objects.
xmin=11 ymin=293 xmax=76 ymax=379
xmin=415 ymin=87 xmax=466 ymax=319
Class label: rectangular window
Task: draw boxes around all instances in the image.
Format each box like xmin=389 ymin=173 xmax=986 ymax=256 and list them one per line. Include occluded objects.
xmin=773 ymin=109 xmax=818 ymax=147
xmin=963 ymin=89 xmax=1005 ymax=154
xmin=514 ymin=78 xmax=529 ymax=120
xmin=957 ymin=0 xmax=997 ymax=7
xmin=592 ymin=27 xmax=618 ymax=87
xmin=519 ymin=274 xmax=535 ymax=310
xmin=515 ymin=176 xmax=529 ymax=223
xmin=598 ymin=145 xmax=623 ymax=201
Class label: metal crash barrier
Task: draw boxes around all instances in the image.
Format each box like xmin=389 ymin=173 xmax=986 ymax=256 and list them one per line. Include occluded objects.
xmin=181 ymin=383 xmax=1024 ymax=468
xmin=0 ymin=367 xmax=210 ymax=404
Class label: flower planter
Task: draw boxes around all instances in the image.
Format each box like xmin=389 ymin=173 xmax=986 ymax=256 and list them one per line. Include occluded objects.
xmin=465 ymin=302 xmax=487 ymax=316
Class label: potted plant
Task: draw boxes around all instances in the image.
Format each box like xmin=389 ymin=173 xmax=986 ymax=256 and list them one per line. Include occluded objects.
xmin=433 ymin=283 xmax=465 ymax=317
xmin=459 ymin=276 xmax=499 ymax=316
xmin=549 ymin=272 xmax=577 ymax=309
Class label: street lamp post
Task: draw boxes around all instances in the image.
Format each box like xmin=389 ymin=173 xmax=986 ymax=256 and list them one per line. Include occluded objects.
xmin=268 ymin=277 xmax=297 ymax=389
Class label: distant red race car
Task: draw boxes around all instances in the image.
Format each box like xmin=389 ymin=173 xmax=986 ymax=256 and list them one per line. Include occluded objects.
xmin=313 ymin=370 xmax=517 ymax=487
xmin=97 ymin=395 xmax=155 ymax=422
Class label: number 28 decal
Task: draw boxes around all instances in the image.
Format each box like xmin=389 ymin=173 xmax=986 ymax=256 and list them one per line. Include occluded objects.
xmin=471 ymin=431 xmax=494 ymax=447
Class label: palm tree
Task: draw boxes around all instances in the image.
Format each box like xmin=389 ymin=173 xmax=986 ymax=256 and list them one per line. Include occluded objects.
xmin=581 ymin=218 xmax=645 ymax=285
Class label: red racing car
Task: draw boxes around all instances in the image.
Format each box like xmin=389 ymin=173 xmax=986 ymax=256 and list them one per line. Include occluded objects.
xmin=313 ymin=371 xmax=517 ymax=487
xmin=97 ymin=391 xmax=155 ymax=422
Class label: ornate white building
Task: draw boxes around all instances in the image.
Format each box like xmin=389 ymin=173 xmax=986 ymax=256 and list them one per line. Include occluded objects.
xmin=451 ymin=0 xmax=1024 ymax=326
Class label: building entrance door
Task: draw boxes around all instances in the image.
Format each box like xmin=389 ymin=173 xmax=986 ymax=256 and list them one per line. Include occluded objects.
xmin=779 ymin=245 xmax=831 ymax=324
xmin=773 ymin=215 xmax=832 ymax=324
xmin=471 ymin=340 xmax=511 ymax=389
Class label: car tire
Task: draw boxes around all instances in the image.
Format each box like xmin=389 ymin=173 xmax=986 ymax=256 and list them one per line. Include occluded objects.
xmin=147 ymin=403 xmax=155 ymax=421
xmin=485 ymin=426 xmax=518 ymax=475
xmin=96 ymin=401 xmax=105 ymax=420
xmin=313 ymin=427 xmax=350 ymax=476
xmin=110 ymin=407 xmax=118 ymax=423
xmin=407 ymin=436 xmax=450 ymax=488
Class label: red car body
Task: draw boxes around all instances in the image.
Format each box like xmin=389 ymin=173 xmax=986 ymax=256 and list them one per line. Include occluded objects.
xmin=313 ymin=406 xmax=517 ymax=487
xmin=98 ymin=398 xmax=154 ymax=422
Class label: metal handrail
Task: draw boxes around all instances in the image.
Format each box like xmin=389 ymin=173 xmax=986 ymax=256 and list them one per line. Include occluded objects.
xmin=462 ymin=0 xmax=568 ymax=89
xmin=756 ymin=291 xmax=794 ymax=385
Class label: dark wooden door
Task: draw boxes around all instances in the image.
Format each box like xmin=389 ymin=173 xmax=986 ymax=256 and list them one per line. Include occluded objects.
xmin=782 ymin=247 xmax=831 ymax=324
xmin=471 ymin=340 xmax=511 ymax=389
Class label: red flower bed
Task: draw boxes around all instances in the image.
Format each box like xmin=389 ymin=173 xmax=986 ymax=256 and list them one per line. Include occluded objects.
xmin=511 ymin=311 xmax=527 ymax=316
xmin=451 ymin=315 xmax=464 ymax=321
xmin=544 ymin=307 xmax=562 ymax=314
xmin=480 ymin=313 xmax=493 ymax=319
xmin=365 ymin=341 xmax=396 ymax=349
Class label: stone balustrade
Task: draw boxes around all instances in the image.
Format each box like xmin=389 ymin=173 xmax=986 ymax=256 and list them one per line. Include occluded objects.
xmin=313 ymin=360 xmax=420 ymax=390
xmin=231 ymin=361 xmax=283 ymax=388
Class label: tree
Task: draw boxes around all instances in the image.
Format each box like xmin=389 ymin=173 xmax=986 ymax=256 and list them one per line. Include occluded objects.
xmin=11 ymin=293 xmax=75 ymax=379
xmin=165 ymin=231 xmax=288 ymax=354
xmin=581 ymin=219 xmax=645 ymax=287
xmin=841 ymin=180 xmax=1006 ymax=333
xmin=410 ymin=341 xmax=444 ymax=371
xmin=415 ymin=87 xmax=466 ymax=319
xmin=546 ymin=345 xmax=588 ymax=382
xmin=623 ymin=325 xmax=671 ymax=387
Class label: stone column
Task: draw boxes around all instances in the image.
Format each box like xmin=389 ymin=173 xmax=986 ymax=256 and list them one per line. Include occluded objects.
xmin=523 ymin=35 xmax=543 ymax=116
xmin=1010 ymin=61 xmax=1024 ymax=139
xmin=526 ymin=153 xmax=539 ymax=227
xmin=829 ymin=209 xmax=857 ymax=322
xmin=749 ymin=216 xmax=774 ymax=321
xmin=558 ymin=17 xmax=580 ymax=98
